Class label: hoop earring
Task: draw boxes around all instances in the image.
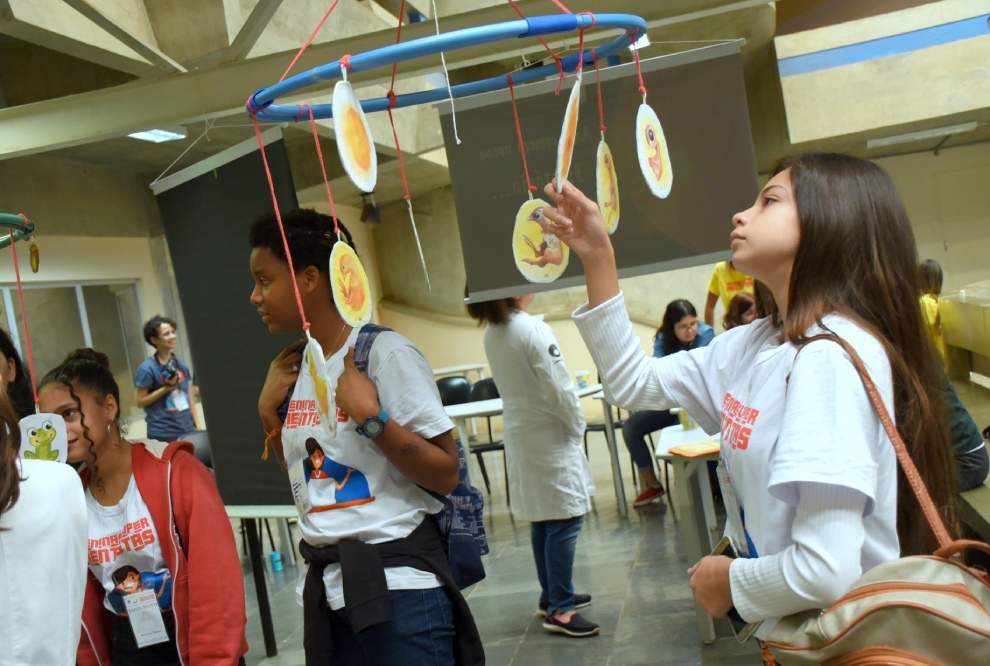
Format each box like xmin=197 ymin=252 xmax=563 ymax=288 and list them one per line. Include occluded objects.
xmin=108 ymin=422 xmax=121 ymax=446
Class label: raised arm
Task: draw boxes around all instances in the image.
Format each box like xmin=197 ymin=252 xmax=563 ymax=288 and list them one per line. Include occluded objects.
xmin=540 ymin=180 xmax=619 ymax=309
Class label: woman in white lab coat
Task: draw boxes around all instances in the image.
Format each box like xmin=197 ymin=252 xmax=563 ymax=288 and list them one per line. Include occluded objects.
xmin=467 ymin=295 xmax=599 ymax=638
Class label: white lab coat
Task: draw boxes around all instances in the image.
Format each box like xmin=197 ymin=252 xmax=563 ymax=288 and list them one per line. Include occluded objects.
xmin=484 ymin=310 xmax=593 ymax=522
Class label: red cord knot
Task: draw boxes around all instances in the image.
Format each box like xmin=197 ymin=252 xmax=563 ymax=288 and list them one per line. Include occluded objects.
xmin=339 ymin=54 xmax=353 ymax=72
xmin=294 ymin=106 xmax=305 ymax=122
xmin=387 ymin=90 xmax=398 ymax=110
xmin=578 ymin=12 xmax=596 ymax=28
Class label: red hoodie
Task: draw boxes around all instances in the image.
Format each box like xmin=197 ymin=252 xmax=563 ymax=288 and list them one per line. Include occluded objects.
xmin=77 ymin=440 xmax=249 ymax=665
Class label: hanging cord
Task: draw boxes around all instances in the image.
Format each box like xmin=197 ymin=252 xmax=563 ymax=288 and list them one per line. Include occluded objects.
xmin=279 ymin=0 xmax=342 ymax=83
xmin=507 ymin=0 xmax=567 ymax=94
xmin=430 ymin=0 xmax=461 ymax=143
xmin=306 ymin=105 xmax=341 ymax=236
xmin=591 ymin=49 xmax=606 ymax=139
xmin=388 ymin=0 xmax=431 ymax=288
xmin=12 ymin=215 xmax=38 ymax=408
xmin=507 ymin=73 xmax=537 ymax=200
xmin=629 ymin=32 xmax=648 ymax=103
xmin=251 ymin=116 xmax=310 ymax=333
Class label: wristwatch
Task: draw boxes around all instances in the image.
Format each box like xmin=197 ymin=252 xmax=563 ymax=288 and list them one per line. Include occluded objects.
xmin=356 ymin=409 xmax=388 ymax=438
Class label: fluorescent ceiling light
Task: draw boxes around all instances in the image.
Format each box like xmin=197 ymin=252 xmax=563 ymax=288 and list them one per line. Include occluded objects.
xmin=629 ymin=33 xmax=650 ymax=51
xmin=866 ymin=121 xmax=977 ymax=149
xmin=128 ymin=127 xmax=187 ymax=143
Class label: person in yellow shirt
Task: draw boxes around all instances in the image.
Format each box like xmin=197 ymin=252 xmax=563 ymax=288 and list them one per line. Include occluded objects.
xmin=918 ymin=259 xmax=947 ymax=363
xmin=704 ymin=261 xmax=755 ymax=327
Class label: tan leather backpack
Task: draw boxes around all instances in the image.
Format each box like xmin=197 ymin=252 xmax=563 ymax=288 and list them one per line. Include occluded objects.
xmin=762 ymin=335 xmax=990 ymax=665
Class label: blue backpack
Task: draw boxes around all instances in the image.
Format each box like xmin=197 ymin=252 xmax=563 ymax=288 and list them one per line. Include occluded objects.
xmin=281 ymin=324 xmax=488 ymax=589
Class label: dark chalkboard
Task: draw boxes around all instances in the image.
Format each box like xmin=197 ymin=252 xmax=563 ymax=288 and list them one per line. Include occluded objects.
xmin=152 ymin=130 xmax=297 ymax=506
xmin=439 ymin=43 xmax=758 ymax=301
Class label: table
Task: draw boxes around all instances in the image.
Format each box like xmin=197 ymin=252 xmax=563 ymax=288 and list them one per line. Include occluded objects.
xmin=654 ymin=424 xmax=721 ymax=643
xmin=433 ymin=363 xmax=487 ymax=380
xmin=444 ymin=384 xmax=635 ymax=513
xmin=225 ymin=505 xmax=299 ymax=657
xmin=587 ymin=389 xmax=628 ymax=517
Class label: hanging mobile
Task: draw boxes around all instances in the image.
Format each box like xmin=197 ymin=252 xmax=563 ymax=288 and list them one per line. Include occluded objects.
xmin=333 ymin=73 xmax=377 ymax=194
xmin=631 ymin=49 xmax=673 ymax=199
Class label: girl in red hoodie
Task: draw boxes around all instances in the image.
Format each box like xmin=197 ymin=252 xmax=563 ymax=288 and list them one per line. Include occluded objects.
xmin=39 ymin=349 xmax=248 ymax=666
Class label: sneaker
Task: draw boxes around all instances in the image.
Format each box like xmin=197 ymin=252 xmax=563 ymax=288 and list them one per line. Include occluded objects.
xmin=543 ymin=612 xmax=600 ymax=637
xmin=537 ymin=593 xmax=592 ymax=617
xmin=633 ymin=485 xmax=665 ymax=507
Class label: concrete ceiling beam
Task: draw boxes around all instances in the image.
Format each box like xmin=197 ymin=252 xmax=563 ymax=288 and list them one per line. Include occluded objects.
xmin=220 ymin=0 xmax=283 ymax=64
xmin=143 ymin=0 xmax=228 ymax=65
xmin=62 ymin=0 xmax=186 ymax=73
xmin=0 ymin=0 xmax=158 ymax=76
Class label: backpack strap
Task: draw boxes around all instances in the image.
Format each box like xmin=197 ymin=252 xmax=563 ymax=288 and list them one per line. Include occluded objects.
xmin=353 ymin=323 xmax=392 ymax=374
xmin=796 ymin=334 xmax=954 ymax=549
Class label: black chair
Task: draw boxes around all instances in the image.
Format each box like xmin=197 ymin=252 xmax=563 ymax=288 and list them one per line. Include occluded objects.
xmin=468 ymin=378 xmax=509 ymax=505
xmin=436 ymin=376 xmax=472 ymax=406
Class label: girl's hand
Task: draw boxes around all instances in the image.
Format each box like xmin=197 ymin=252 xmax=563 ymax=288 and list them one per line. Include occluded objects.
xmin=335 ymin=347 xmax=380 ymax=425
xmin=258 ymin=340 xmax=303 ymax=419
xmin=687 ymin=556 xmax=735 ymax=618
xmin=540 ymin=179 xmax=613 ymax=262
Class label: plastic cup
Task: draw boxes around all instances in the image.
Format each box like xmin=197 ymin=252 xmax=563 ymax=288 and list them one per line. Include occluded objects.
xmin=269 ymin=551 xmax=283 ymax=572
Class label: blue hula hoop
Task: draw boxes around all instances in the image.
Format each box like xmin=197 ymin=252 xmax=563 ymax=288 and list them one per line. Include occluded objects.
xmin=0 ymin=213 xmax=35 ymax=249
xmin=247 ymin=13 xmax=647 ymax=122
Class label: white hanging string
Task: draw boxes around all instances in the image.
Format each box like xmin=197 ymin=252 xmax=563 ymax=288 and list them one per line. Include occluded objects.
xmin=150 ymin=118 xmax=216 ymax=186
xmin=405 ymin=199 xmax=431 ymax=289
xmin=431 ymin=0 xmax=460 ymax=144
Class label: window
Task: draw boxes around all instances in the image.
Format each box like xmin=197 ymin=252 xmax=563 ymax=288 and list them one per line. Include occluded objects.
xmin=1 ymin=282 xmax=146 ymax=418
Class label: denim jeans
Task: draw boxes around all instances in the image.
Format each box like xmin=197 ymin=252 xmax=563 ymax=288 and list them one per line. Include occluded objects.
xmin=328 ymin=587 xmax=456 ymax=665
xmin=622 ymin=409 xmax=678 ymax=470
xmin=531 ymin=515 xmax=584 ymax=615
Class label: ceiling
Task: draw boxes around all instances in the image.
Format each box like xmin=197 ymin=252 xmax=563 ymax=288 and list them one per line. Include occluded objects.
xmin=0 ymin=0 xmax=986 ymax=208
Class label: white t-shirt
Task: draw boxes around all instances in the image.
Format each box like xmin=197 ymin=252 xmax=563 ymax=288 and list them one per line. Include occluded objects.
xmin=0 ymin=459 xmax=87 ymax=666
xmin=573 ymin=295 xmax=901 ymax=623
xmin=281 ymin=327 xmax=454 ymax=610
xmin=657 ymin=314 xmax=899 ymax=566
xmin=87 ymin=476 xmax=173 ymax=615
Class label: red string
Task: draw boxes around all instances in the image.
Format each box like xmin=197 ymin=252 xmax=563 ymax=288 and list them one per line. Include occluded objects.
xmin=11 ymin=216 xmax=38 ymax=407
xmin=507 ymin=73 xmax=537 ymax=196
xmin=339 ymin=54 xmax=352 ymax=73
xmin=576 ymin=27 xmax=585 ymax=73
xmin=508 ymin=0 xmax=565 ymax=94
xmin=279 ymin=0 xmax=342 ymax=82
xmin=385 ymin=0 xmax=412 ymax=201
xmin=591 ymin=50 xmax=606 ymax=133
xmin=306 ymin=105 xmax=340 ymax=233
xmin=630 ymin=34 xmax=648 ymax=96
xmin=251 ymin=115 xmax=310 ymax=332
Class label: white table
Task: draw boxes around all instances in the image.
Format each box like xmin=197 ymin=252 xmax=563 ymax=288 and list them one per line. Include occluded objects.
xmin=433 ymin=363 xmax=487 ymax=380
xmin=654 ymin=424 xmax=722 ymax=643
xmin=225 ymin=505 xmax=299 ymax=657
xmin=444 ymin=385 xmax=638 ymax=514
xmin=587 ymin=389 xmax=628 ymax=517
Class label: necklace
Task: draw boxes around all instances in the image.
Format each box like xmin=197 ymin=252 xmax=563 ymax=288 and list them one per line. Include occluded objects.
xmin=326 ymin=322 xmax=350 ymax=359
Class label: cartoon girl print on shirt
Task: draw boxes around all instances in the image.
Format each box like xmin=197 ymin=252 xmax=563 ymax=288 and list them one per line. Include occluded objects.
xmin=108 ymin=565 xmax=173 ymax=615
xmin=303 ymin=438 xmax=375 ymax=512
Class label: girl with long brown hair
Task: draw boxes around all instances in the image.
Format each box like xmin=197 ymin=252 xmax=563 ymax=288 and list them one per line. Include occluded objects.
xmin=538 ymin=153 xmax=956 ymax=635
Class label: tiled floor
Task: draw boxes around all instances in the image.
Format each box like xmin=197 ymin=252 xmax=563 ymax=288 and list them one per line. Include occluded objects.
xmin=238 ymin=428 xmax=760 ymax=666
xmin=239 ymin=377 xmax=990 ymax=665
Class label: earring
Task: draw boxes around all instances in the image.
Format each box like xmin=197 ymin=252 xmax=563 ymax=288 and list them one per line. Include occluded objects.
xmin=108 ymin=422 xmax=120 ymax=446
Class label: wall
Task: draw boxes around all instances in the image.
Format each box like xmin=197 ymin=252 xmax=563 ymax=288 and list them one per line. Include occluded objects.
xmin=0 ymin=236 xmax=166 ymax=317
xmin=878 ymin=141 xmax=990 ymax=293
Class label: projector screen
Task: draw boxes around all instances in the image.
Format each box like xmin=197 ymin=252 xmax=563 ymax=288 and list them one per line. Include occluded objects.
xmin=152 ymin=129 xmax=297 ymax=506
xmin=439 ymin=43 xmax=759 ymax=302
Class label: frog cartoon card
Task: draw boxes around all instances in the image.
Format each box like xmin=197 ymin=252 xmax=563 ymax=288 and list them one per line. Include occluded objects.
xmin=19 ymin=413 xmax=69 ymax=464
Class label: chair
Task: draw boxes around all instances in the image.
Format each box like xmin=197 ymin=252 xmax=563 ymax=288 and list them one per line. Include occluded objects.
xmin=583 ymin=406 xmax=642 ymax=489
xmin=468 ymin=378 xmax=509 ymax=505
xmin=436 ymin=376 xmax=472 ymax=406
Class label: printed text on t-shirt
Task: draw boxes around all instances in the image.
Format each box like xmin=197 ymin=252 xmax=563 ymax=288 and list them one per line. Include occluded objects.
xmin=285 ymin=400 xmax=322 ymax=428
xmin=721 ymin=392 xmax=759 ymax=450
xmin=89 ymin=517 xmax=155 ymax=565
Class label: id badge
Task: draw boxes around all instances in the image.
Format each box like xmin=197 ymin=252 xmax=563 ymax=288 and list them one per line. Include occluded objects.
xmin=288 ymin=457 xmax=313 ymax=515
xmin=123 ymin=589 xmax=169 ymax=647
xmin=715 ymin=458 xmax=750 ymax=557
